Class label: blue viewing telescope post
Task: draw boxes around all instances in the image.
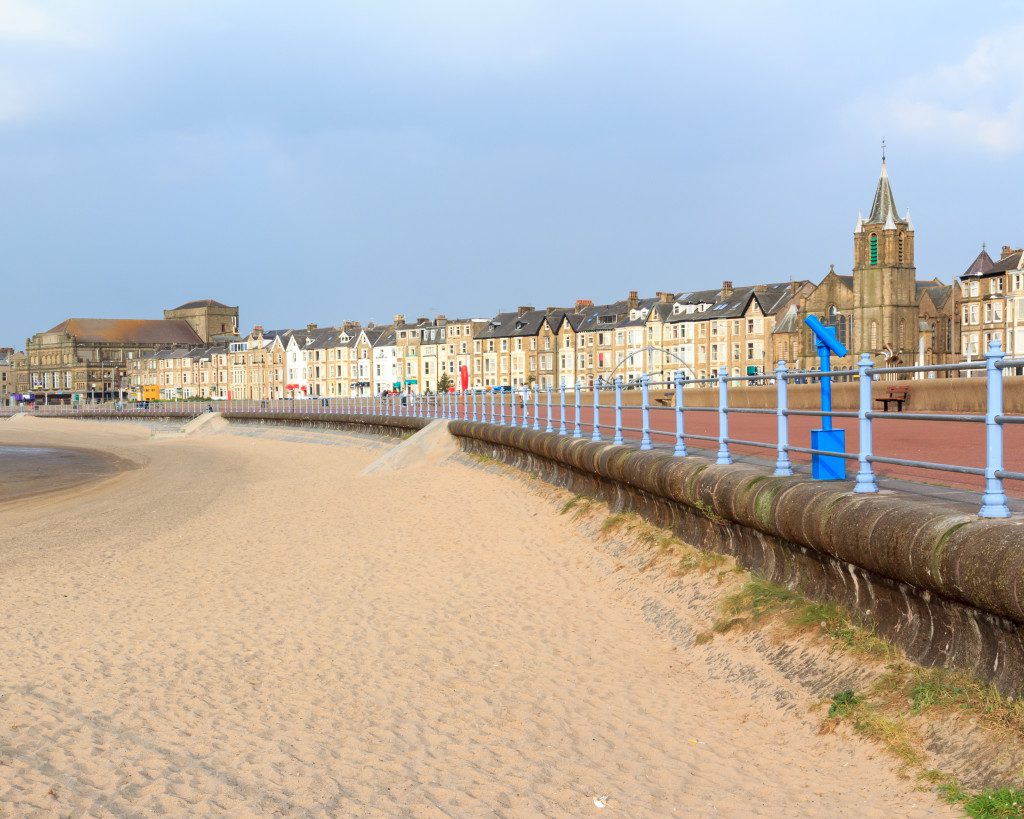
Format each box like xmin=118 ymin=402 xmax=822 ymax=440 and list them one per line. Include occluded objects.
xmin=804 ymin=314 xmax=849 ymax=480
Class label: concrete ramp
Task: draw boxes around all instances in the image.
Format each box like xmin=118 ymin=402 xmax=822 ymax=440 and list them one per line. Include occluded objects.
xmin=361 ymin=419 xmax=459 ymax=474
xmin=180 ymin=412 xmax=230 ymax=436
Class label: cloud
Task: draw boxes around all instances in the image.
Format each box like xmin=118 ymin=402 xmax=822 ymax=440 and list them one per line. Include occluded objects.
xmin=868 ymin=23 xmax=1024 ymax=155
xmin=0 ymin=0 xmax=98 ymax=47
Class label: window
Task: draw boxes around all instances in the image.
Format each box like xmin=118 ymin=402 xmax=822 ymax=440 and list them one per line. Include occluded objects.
xmin=869 ymin=233 xmax=878 ymax=265
xmin=869 ymin=321 xmax=878 ymax=350
xmin=828 ymin=305 xmax=849 ymax=347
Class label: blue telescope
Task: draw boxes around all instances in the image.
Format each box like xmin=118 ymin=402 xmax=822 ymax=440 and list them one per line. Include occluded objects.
xmin=804 ymin=314 xmax=849 ymax=480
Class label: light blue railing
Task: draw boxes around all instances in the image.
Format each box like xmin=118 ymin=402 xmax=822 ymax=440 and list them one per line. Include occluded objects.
xmin=3 ymin=340 xmax=1021 ymax=517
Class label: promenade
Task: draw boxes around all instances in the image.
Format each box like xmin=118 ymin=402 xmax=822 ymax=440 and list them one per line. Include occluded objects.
xmin=0 ymin=418 xmax=954 ymax=816
xmin=603 ymin=406 xmax=1024 ymax=501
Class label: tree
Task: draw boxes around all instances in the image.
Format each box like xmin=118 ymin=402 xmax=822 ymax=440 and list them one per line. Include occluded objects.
xmin=437 ymin=372 xmax=453 ymax=393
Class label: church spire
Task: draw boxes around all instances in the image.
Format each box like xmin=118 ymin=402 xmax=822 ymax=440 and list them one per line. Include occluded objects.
xmin=867 ymin=156 xmax=899 ymax=225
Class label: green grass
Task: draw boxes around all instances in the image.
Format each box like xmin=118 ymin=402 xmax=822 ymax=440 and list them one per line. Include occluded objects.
xmin=559 ymin=495 xmax=595 ymax=519
xmin=599 ymin=512 xmax=634 ymax=533
xmin=713 ymin=578 xmax=892 ymax=657
xmin=936 ymin=780 xmax=1024 ymax=818
xmin=828 ymin=689 xmax=863 ymax=719
xmin=963 ymin=788 xmax=1024 ymax=818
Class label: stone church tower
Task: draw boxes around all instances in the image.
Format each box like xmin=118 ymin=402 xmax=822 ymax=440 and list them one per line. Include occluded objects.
xmin=851 ymin=159 xmax=917 ymax=361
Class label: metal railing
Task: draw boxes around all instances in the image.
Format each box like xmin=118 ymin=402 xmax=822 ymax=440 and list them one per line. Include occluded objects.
xmin=2 ymin=340 xmax=1020 ymax=517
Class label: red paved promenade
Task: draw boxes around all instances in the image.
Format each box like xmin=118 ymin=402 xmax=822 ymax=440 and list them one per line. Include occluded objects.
xmin=559 ymin=405 xmax=1024 ymax=498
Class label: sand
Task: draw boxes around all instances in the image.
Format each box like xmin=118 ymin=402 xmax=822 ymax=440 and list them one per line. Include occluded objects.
xmin=0 ymin=417 xmax=956 ymax=816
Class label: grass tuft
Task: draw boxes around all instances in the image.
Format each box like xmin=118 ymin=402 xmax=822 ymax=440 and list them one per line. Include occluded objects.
xmin=963 ymin=788 xmax=1024 ymax=818
xmin=714 ymin=578 xmax=892 ymax=657
xmin=828 ymin=689 xmax=863 ymax=719
xmin=560 ymin=495 xmax=595 ymax=519
xmin=599 ymin=512 xmax=634 ymax=533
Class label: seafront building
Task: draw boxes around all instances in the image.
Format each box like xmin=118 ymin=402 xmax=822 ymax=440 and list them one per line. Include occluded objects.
xmin=7 ymin=160 xmax=1021 ymax=404
xmin=0 ymin=348 xmax=13 ymax=403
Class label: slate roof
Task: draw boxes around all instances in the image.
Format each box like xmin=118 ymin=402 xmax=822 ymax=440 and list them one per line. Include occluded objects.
xmin=44 ymin=318 xmax=203 ymax=346
xmin=666 ymin=283 xmax=797 ymax=324
xmin=171 ymin=299 xmax=231 ymax=310
xmin=961 ymin=249 xmax=995 ymax=278
xmin=866 ymin=160 xmax=907 ymax=226
xmin=771 ymin=304 xmax=802 ymax=335
xmin=477 ymin=308 xmax=568 ymax=340
xmin=988 ymin=250 xmax=1024 ymax=274
xmin=924 ymin=285 xmax=953 ymax=308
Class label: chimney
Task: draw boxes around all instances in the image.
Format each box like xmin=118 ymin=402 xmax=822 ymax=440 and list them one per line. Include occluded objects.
xmin=720 ymin=280 xmax=733 ymax=297
xmin=575 ymin=299 xmax=593 ymax=313
xmin=627 ymin=290 xmax=639 ymax=309
xmin=656 ymin=291 xmax=673 ymax=303
xmin=435 ymin=314 xmax=447 ymax=323
xmin=393 ymin=313 xmax=405 ymax=325
xmin=517 ymin=305 xmax=534 ymax=316
xmin=1002 ymin=245 xmax=1023 ymax=260
xmin=253 ymin=325 xmax=263 ymax=334
xmin=754 ymin=284 xmax=768 ymax=293
xmin=306 ymin=323 xmax=318 ymax=332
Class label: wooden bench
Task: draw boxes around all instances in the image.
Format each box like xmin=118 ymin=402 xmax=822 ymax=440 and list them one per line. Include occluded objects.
xmin=875 ymin=386 xmax=910 ymax=412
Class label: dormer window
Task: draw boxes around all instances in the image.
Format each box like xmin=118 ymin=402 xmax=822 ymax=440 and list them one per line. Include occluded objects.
xmin=672 ymin=304 xmax=683 ymax=315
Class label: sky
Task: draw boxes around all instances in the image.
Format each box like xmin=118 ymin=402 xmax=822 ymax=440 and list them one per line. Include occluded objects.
xmin=1 ymin=1 xmax=1023 ymax=347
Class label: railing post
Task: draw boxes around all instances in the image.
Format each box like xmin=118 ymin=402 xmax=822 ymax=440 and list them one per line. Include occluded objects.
xmin=573 ymin=380 xmax=582 ymax=438
xmin=510 ymin=385 xmax=518 ymax=427
xmin=591 ymin=380 xmax=602 ymax=442
xmin=488 ymin=389 xmax=494 ymax=424
xmin=498 ymin=389 xmax=505 ymax=426
xmin=521 ymin=386 xmax=530 ymax=428
xmin=559 ymin=379 xmax=567 ymax=436
xmin=773 ymin=361 xmax=794 ymax=477
xmin=545 ymin=384 xmax=553 ymax=433
xmin=854 ymin=353 xmax=878 ymax=493
xmin=673 ymin=370 xmax=687 ymax=456
xmin=613 ymin=376 xmax=624 ymax=445
xmin=532 ymin=384 xmax=540 ymax=431
xmin=640 ymin=373 xmax=652 ymax=450
xmin=980 ymin=340 xmax=1011 ymax=517
xmin=716 ymin=366 xmax=732 ymax=465
xmin=472 ymin=388 xmax=478 ymax=422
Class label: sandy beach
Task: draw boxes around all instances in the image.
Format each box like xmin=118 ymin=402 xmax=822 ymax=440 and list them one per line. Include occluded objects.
xmin=0 ymin=417 xmax=955 ymax=816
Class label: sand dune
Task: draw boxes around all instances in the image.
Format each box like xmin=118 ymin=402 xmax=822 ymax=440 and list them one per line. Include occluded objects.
xmin=0 ymin=419 xmax=954 ymax=816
